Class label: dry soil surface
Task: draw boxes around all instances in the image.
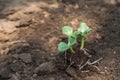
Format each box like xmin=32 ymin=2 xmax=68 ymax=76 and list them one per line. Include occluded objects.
xmin=0 ymin=0 xmax=120 ymax=80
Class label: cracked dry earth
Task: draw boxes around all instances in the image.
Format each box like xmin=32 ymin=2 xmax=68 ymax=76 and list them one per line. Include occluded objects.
xmin=0 ymin=0 xmax=120 ymax=80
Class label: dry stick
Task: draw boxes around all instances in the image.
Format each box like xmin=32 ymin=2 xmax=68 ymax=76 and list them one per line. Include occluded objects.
xmin=79 ymin=58 xmax=102 ymax=71
xmin=87 ymin=58 xmax=103 ymax=71
xmin=79 ymin=59 xmax=90 ymax=70
xmin=81 ymin=70 xmax=90 ymax=73
xmin=92 ymin=65 xmax=101 ymax=71
xmin=66 ymin=61 xmax=75 ymax=71
xmin=88 ymin=58 xmax=103 ymax=65
xmin=77 ymin=60 xmax=83 ymax=69
xmin=83 ymin=48 xmax=92 ymax=57
xmin=78 ymin=48 xmax=102 ymax=71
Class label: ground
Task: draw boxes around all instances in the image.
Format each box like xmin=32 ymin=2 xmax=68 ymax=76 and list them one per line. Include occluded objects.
xmin=0 ymin=0 xmax=120 ymax=80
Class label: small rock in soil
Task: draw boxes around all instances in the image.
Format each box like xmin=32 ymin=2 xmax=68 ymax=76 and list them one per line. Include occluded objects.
xmin=33 ymin=61 xmax=56 ymax=75
xmin=0 ymin=67 xmax=12 ymax=79
xmin=19 ymin=53 xmax=32 ymax=63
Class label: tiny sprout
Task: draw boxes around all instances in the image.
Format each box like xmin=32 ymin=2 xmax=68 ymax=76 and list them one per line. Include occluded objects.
xmin=58 ymin=26 xmax=80 ymax=53
xmin=78 ymin=22 xmax=91 ymax=50
xmin=58 ymin=22 xmax=91 ymax=53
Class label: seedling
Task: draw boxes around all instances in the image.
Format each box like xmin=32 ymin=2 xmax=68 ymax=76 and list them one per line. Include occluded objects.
xmin=58 ymin=26 xmax=80 ymax=53
xmin=78 ymin=22 xmax=91 ymax=50
xmin=58 ymin=22 xmax=91 ymax=53
xmin=58 ymin=22 xmax=102 ymax=71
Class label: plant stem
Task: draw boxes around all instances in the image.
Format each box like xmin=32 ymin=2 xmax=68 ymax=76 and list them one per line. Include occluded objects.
xmin=80 ymin=36 xmax=84 ymax=50
xmin=70 ymin=46 xmax=75 ymax=53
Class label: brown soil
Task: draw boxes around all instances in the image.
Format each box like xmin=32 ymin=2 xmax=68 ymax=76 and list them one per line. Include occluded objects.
xmin=0 ymin=0 xmax=120 ymax=80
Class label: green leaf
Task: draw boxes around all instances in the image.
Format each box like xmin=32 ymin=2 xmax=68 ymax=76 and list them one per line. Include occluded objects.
xmin=68 ymin=31 xmax=80 ymax=46
xmin=68 ymin=36 xmax=76 ymax=46
xmin=62 ymin=26 xmax=73 ymax=36
xmin=78 ymin=22 xmax=91 ymax=36
xmin=58 ymin=42 xmax=68 ymax=52
xmin=72 ymin=31 xmax=80 ymax=37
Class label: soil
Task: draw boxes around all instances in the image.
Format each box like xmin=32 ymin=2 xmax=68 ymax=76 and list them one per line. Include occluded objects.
xmin=0 ymin=0 xmax=120 ymax=80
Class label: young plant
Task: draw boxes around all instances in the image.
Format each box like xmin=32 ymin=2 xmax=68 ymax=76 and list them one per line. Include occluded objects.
xmin=78 ymin=22 xmax=91 ymax=50
xmin=58 ymin=23 xmax=102 ymax=71
xmin=58 ymin=22 xmax=91 ymax=53
xmin=58 ymin=26 xmax=80 ymax=53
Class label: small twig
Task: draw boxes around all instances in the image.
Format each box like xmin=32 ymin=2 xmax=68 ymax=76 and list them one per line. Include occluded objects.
xmin=88 ymin=58 xmax=103 ymax=65
xmin=77 ymin=60 xmax=83 ymax=68
xmin=78 ymin=59 xmax=90 ymax=70
xmin=81 ymin=70 xmax=90 ymax=73
xmin=83 ymin=48 xmax=92 ymax=57
xmin=83 ymin=48 xmax=89 ymax=52
xmin=66 ymin=61 xmax=74 ymax=71
xmin=92 ymin=65 xmax=101 ymax=71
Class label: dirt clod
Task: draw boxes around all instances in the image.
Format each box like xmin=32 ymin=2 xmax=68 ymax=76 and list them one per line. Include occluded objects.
xmin=12 ymin=54 xmax=19 ymax=59
xmin=0 ymin=67 xmax=12 ymax=79
xmin=9 ymin=62 xmax=23 ymax=72
xmin=16 ymin=17 xmax=32 ymax=28
xmin=33 ymin=61 xmax=56 ymax=75
xmin=9 ymin=42 xmax=30 ymax=54
xmin=19 ymin=53 xmax=32 ymax=63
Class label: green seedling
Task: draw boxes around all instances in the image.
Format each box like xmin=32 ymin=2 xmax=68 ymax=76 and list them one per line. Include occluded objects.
xmin=58 ymin=22 xmax=91 ymax=53
xmin=58 ymin=23 xmax=102 ymax=71
xmin=78 ymin=22 xmax=91 ymax=50
xmin=58 ymin=26 xmax=80 ymax=53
